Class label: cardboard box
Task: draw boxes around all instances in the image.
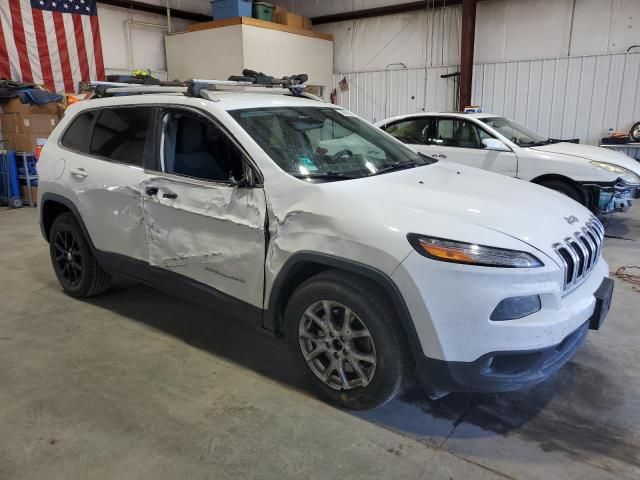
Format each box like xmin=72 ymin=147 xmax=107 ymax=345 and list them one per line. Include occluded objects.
xmin=1 ymin=97 xmax=58 ymax=115
xmin=276 ymin=11 xmax=304 ymax=29
xmin=20 ymin=185 xmax=38 ymax=205
xmin=2 ymin=113 xmax=58 ymax=134
xmin=2 ymin=132 xmax=49 ymax=152
xmin=274 ymin=5 xmax=287 ymax=21
xmin=302 ymin=16 xmax=312 ymax=30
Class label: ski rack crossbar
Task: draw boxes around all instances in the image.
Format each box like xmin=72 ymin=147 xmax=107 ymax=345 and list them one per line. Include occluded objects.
xmin=89 ymin=78 xmax=308 ymax=98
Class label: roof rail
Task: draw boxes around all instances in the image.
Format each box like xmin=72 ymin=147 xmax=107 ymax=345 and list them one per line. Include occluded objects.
xmin=89 ymin=75 xmax=310 ymax=99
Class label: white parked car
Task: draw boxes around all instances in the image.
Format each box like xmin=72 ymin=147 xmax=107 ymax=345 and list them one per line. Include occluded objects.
xmin=38 ymin=85 xmax=613 ymax=409
xmin=376 ymin=112 xmax=640 ymax=214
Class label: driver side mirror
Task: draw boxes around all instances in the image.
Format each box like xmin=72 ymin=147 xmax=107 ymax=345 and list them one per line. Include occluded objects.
xmin=482 ymin=138 xmax=510 ymax=152
xmin=231 ymin=159 xmax=258 ymax=188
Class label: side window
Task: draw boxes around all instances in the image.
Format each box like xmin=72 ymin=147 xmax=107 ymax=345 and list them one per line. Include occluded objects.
xmin=90 ymin=107 xmax=152 ymax=165
xmin=162 ymin=112 xmax=243 ymax=182
xmin=435 ymin=118 xmax=483 ymax=149
xmin=383 ymin=118 xmax=433 ymax=145
xmin=60 ymin=111 xmax=97 ymax=151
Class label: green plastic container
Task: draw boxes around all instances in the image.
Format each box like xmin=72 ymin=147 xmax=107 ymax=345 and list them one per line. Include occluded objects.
xmin=252 ymin=1 xmax=274 ymax=21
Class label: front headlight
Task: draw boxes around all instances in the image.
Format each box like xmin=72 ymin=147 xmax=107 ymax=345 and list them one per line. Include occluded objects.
xmin=589 ymin=161 xmax=640 ymax=184
xmin=407 ymin=235 xmax=543 ymax=268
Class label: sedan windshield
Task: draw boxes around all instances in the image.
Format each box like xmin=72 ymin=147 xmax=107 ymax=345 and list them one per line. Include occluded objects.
xmin=480 ymin=117 xmax=549 ymax=147
xmin=229 ymin=107 xmax=434 ymax=180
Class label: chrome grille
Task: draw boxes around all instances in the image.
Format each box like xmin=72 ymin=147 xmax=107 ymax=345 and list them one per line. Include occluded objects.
xmin=553 ymin=217 xmax=604 ymax=290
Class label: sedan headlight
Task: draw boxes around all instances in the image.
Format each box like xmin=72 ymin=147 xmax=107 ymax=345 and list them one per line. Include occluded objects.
xmin=407 ymin=235 xmax=543 ymax=268
xmin=589 ymin=161 xmax=640 ymax=184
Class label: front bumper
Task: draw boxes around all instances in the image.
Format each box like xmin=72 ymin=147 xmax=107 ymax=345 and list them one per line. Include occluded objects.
xmin=403 ymin=266 xmax=613 ymax=394
xmin=417 ymin=276 xmax=613 ymax=394
xmin=392 ymin=250 xmax=609 ymax=363
xmin=417 ymin=320 xmax=589 ymax=394
xmin=584 ymin=180 xmax=638 ymax=213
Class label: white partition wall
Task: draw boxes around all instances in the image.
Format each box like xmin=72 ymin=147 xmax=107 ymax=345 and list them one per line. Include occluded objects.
xmin=166 ymin=24 xmax=333 ymax=98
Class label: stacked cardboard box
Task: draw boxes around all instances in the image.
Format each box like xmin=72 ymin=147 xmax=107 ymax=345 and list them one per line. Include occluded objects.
xmin=274 ymin=6 xmax=312 ymax=30
xmin=1 ymin=98 xmax=59 ymax=152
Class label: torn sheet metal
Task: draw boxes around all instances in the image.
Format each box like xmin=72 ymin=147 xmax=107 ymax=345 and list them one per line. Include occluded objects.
xmin=140 ymin=175 xmax=267 ymax=309
xmin=261 ymin=177 xmax=414 ymax=308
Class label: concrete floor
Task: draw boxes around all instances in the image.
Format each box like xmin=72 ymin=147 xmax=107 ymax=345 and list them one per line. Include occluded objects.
xmin=1 ymin=207 xmax=639 ymax=480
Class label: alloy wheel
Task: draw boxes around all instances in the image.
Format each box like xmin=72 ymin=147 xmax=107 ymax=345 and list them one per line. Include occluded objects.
xmin=298 ymin=300 xmax=377 ymax=390
xmin=53 ymin=229 xmax=83 ymax=286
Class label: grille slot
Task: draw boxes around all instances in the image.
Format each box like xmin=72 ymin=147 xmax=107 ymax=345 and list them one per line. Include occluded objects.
xmin=553 ymin=217 xmax=604 ymax=290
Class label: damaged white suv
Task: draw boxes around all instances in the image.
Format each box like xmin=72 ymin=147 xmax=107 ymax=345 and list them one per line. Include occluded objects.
xmin=38 ymin=86 xmax=613 ymax=409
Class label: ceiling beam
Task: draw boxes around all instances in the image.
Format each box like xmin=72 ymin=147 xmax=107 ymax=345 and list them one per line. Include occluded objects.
xmin=97 ymin=0 xmax=211 ymax=22
xmin=311 ymin=0 xmax=463 ymax=25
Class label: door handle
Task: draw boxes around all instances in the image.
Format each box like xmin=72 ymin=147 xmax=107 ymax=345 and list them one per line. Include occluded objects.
xmin=145 ymin=187 xmax=158 ymax=196
xmin=70 ymin=167 xmax=89 ymax=178
xmin=434 ymin=153 xmax=447 ymax=159
xmin=162 ymin=192 xmax=178 ymax=199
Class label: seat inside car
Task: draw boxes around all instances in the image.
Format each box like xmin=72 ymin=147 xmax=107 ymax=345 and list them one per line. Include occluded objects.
xmin=452 ymin=122 xmax=480 ymax=148
xmin=165 ymin=115 xmax=228 ymax=181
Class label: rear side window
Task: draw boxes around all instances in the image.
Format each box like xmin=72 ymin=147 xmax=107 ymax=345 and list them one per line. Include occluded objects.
xmin=90 ymin=107 xmax=152 ymax=165
xmin=60 ymin=111 xmax=97 ymax=151
xmin=382 ymin=118 xmax=434 ymax=145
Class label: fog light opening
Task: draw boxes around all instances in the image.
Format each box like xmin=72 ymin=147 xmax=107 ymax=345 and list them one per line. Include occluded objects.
xmin=490 ymin=295 xmax=541 ymax=321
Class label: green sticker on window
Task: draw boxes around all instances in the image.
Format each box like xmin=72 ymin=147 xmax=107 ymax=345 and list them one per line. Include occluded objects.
xmin=299 ymin=156 xmax=318 ymax=172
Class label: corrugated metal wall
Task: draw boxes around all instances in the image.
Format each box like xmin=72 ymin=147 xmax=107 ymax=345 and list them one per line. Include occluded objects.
xmin=472 ymin=52 xmax=640 ymax=147
xmin=333 ymin=52 xmax=640 ymax=159
xmin=333 ymin=65 xmax=460 ymax=124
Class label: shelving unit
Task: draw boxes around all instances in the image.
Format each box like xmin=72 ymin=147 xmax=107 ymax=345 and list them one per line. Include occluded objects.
xmin=16 ymin=152 xmax=37 ymax=207
xmin=599 ymin=143 xmax=640 ymax=149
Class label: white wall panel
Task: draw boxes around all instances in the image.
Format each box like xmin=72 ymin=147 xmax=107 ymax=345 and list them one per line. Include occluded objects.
xmin=470 ymin=52 xmax=640 ymax=159
xmin=98 ymin=4 xmax=192 ymax=74
xmin=315 ymin=5 xmax=461 ymax=72
xmin=272 ymin=0 xmax=426 ymax=17
xmin=474 ymin=0 xmax=640 ymax=62
xmin=129 ymin=0 xmax=211 ymax=16
xmin=309 ymin=0 xmax=639 ymax=77
xmin=332 ymin=64 xmax=459 ymax=123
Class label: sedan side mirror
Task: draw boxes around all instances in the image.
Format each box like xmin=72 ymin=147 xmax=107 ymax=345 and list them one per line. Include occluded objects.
xmin=482 ymin=138 xmax=511 ymax=152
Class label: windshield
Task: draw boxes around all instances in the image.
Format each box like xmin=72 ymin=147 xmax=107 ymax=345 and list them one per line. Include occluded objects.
xmin=480 ymin=117 xmax=549 ymax=147
xmin=229 ymin=107 xmax=433 ymax=180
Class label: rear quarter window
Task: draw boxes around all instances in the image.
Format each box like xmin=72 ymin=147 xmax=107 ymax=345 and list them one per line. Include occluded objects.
xmin=90 ymin=107 xmax=152 ymax=166
xmin=60 ymin=111 xmax=97 ymax=151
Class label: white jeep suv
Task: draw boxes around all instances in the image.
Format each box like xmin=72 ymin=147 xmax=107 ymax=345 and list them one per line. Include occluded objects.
xmin=37 ymin=85 xmax=614 ymax=409
xmin=377 ymin=112 xmax=640 ymax=214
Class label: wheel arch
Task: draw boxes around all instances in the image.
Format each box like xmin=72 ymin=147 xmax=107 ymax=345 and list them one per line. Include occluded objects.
xmin=263 ymin=252 xmax=425 ymax=360
xmin=40 ymin=193 xmax=95 ymax=250
xmin=530 ymin=173 xmax=588 ymax=205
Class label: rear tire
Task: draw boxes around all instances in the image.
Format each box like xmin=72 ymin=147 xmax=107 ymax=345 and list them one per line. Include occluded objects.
xmin=285 ymin=270 xmax=412 ymax=410
xmin=49 ymin=212 xmax=111 ymax=298
xmin=540 ymin=179 xmax=585 ymax=205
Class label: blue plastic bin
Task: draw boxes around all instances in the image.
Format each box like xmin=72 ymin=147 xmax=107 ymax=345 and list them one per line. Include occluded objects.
xmin=211 ymin=0 xmax=252 ymax=20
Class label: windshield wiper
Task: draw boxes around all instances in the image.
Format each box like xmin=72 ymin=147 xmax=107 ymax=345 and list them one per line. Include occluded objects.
xmin=520 ymin=139 xmax=556 ymax=147
xmin=293 ymin=171 xmax=358 ymax=180
xmin=371 ymin=160 xmax=418 ymax=175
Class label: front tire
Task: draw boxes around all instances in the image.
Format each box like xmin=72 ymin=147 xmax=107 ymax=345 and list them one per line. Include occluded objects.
xmin=540 ymin=179 xmax=586 ymax=205
xmin=285 ymin=270 xmax=412 ymax=410
xmin=49 ymin=212 xmax=111 ymax=298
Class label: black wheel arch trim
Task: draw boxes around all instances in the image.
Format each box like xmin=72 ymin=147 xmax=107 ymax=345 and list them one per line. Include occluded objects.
xmin=530 ymin=173 xmax=591 ymax=207
xmin=40 ymin=193 xmax=97 ymax=251
xmin=263 ymin=251 xmax=426 ymax=360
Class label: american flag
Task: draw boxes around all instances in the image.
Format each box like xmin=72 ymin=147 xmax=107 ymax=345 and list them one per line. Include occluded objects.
xmin=0 ymin=0 xmax=105 ymax=93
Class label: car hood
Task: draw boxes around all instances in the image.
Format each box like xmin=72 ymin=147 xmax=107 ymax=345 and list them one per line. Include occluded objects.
xmin=530 ymin=142 xmax=640 ymax=175
xmin=323 ymin=162 xmax=594 ymax=262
